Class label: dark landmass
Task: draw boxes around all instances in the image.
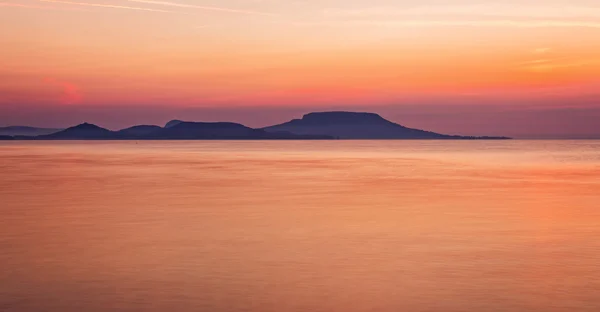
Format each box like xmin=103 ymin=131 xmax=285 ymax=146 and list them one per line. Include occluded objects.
xmin=34 ymin=121 xmax=332 ymax=140
xmin=117 ymin=125 xmax=163 ymax=137
xmin=147 ymin=121 xmax=331 ymax=140
xmin=41 ymin=123 xmax=114 ymax=140
xmin=264 ymin=111 xmax=510 ymax=140
xmin=10 ymin=111 xmax=510 ymax=140
xmin=0 ymin=126 xmax=62 ymax=136
xmin=0 ymin=135 xmax=15 ymax=140
xmin=156 ymin=122 xmax=260 ymax=139
xmin=164 ymin=120 xmax=184 ymax=128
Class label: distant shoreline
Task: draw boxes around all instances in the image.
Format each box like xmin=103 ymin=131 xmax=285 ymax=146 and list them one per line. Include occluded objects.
xmin=1 ymin=137 xmax=513 ymax=141
xmin=0 ymin=111 xmax=511 ymax=141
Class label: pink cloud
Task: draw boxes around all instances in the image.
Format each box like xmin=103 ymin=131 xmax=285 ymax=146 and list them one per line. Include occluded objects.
xmin=43 ymin=78 xmax=83 ymax=105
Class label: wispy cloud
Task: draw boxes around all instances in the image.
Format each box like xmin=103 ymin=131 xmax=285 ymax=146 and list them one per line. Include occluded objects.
xmin=0 ymin=2 xmax=87 ymax=11
xmin=38 ymin=0 xmax=176 ymax=13
xmin=323 ymin=4 xmax=600 ymax=19
xmin=289 ymin=19 xmax=600 ymax=29
xmin=525 ymin=62 xmax=587 ymax=73
xmin=518 ymin=57 xmax=600 ymax=72
xmin=318 ymin=4 xmax=600 ymax=29
xmin=533 ymin=48 xmax=551 ymax=54
xmin=521 ymin=59 xmax=554 ymax=65
xmin=125 ymin=0 xmax=277 ymax=16
xmin=395 ymin=20 xmax=600 ymax=28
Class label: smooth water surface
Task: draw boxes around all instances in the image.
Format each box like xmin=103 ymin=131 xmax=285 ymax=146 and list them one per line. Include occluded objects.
xmin=1 ymin=141 xmax=600 ymax=311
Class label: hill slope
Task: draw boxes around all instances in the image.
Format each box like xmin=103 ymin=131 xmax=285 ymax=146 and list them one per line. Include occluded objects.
xmin=264 ymin=111 xmax=508 ymax=139
xmin=33 ymin=122 xmax=331 ymax=140
xmin=40 ymin=123 xmax=115 ymax=140
xmin=116 ymin=125 xmax=163 ymax=138
xmin=0 ymin=126 xmax=62 ymax=136
xmin=149 ymin=121 xmax=331 ymax=140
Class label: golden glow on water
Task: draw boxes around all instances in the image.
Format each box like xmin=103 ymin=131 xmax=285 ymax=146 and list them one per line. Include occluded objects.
xmin=1 ymin=141 xmax=599 ymax=311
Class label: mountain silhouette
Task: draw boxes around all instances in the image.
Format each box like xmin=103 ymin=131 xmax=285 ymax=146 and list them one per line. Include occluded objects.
xmin=0 ymin=126 xmax=62 ymax=136
xmin=150 ymin=121 xmax=331 ymax=140
xmin=117 ymin=125 xmax=163 ymax=138
xmin=33 ymin=121 xmax=331 ymax=140
xmin=164 ymin=120 xmax=184 ymax=128
xmin=264 ymin=111 xmax=508 ymax=139
xmin=13 ymin=111 xmax=509 ymax=140
xmin=40 ymin=123 xmax=114 ymax=140
xmin=153 ymin=122 xmax=263 ymax=139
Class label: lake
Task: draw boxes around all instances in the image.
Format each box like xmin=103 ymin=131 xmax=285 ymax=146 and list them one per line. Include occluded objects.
xmin=1 ymin=140 xmax=599 ymax=311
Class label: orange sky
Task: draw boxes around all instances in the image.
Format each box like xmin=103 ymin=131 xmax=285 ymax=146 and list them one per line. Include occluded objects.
xmin=2 ymin=0 xmax=600 ymax=137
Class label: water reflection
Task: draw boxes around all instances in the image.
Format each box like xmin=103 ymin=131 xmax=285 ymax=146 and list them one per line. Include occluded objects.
xmin=1 ymin=141 xmax=599 ymax=311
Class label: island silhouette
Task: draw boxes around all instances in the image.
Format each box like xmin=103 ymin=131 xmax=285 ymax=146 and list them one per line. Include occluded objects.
xmin=2 ymin=111 xmax=510 ymax=140
xmin=0 ymin=126 xmax=63 ymax=137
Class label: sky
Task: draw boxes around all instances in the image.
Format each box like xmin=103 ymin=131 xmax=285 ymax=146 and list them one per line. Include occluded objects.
xmin=2 ymin=0 xmax=600 ymax=138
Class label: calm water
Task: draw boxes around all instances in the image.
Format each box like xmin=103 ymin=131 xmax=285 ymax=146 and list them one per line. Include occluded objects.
xmin=1 ymin=141 xmax=600 ymax=311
